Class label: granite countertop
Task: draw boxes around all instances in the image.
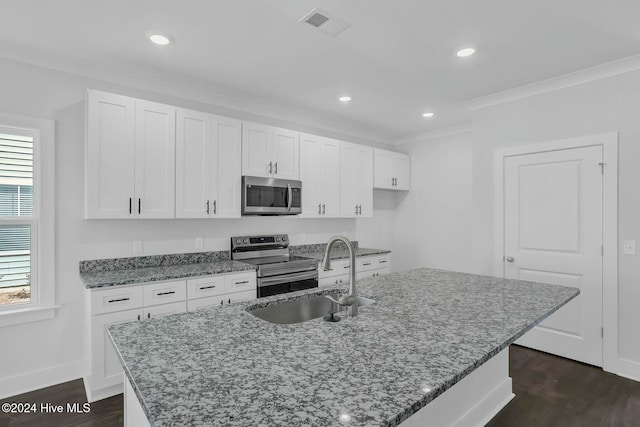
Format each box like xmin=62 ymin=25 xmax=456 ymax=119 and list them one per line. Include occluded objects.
xmin=299 ymin=247 xmax=391 ymax=262
xmin=108 ymin=268 xmax=578 ymax=426
xmin=80 ymin=260 xmax=255 ymax=289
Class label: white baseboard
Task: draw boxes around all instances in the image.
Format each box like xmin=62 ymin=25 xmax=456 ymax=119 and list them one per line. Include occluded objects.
xmin=0 ymin=360 xmax=84 ymax=400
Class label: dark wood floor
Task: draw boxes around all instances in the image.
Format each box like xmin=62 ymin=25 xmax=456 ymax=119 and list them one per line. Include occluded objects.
xmin=487 ymin=345 xmax=640 ymax=427
xmin=1 ymin=345 xmax=638 ymax=426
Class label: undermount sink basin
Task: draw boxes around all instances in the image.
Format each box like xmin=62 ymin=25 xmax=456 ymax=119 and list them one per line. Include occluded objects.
xmin=248 ymin=292 xmax=376 ymax=324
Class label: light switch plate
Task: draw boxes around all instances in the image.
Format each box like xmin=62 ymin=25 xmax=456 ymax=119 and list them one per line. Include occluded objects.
xmin=133 ymin=240 xmax=143 ymax=253
xmin=623 ymin=240 xmax=636 ymax=255
xmin=195 ymin=237 xmax=204 ymax=249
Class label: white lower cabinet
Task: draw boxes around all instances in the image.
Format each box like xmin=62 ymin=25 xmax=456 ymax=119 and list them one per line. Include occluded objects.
xmin=318 ymin=254 xmax=391 ymax=285
xmin=85 ymin=270 xmax=257 ymax=402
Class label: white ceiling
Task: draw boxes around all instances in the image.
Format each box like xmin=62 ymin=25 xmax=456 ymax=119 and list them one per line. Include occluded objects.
xmin=2 ymin=0 xmax=640 ymax=142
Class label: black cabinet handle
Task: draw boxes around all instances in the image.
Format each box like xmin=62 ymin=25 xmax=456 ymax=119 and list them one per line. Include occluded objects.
xmin=138 ymin=198 xmax=141 ymax=215
xmin=322 ymin=204 xmax=325 ymax=215
xmin=129 ymin=198 xmax=132 ymax=214
xmin=228 ymin=298 xmax=231 ymax=304
xmin=363 ymin=262 xmax=372 ymax=266
xmin=156 ymin=291 xmax=176 ymax=296
xmin=220 ymin=300 xmax=224 ymax=305
xmin=108 ymin=297 xmax=130 ymax=303
xmin=206 ymin=200 xmax=210 ymax=215
xmin=235 ymin=280 xmax=249 ymax=285
xmin=213 ymin=200 xmax=217 ymax=214
xmin=137 ymin=314 xmax=141 ymax=321
xmin=269 ymin=162 xmax=273 ymax=174
xmin=355 ymin=205 xmax=358 ymax=214
xmin=343 ymin=265 xmax=350 ymax=269
xmin=199 ymin=285 xmax=216 ymax=290
xmin=274 ymin=162 xmax=278 ymax=174
xmin=379 ymin=260 xmax=388 ymax=263
xmin=147 ymin=312 xmax=151 ymax=319
xmin=318 ymin=204 xmax=322 ymax=214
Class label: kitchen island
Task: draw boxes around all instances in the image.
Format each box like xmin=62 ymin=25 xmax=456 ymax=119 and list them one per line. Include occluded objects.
xmin=108 ymin=268 xmax=578 ymax=426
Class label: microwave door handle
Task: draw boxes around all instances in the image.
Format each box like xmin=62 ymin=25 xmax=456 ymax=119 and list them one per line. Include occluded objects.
xmin=287 ymin=184 xmax=292 ymax=211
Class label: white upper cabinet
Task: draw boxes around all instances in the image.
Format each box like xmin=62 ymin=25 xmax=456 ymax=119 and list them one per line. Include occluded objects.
xmin=374 ymin=148 xmax=410 ymax=191
xmin=86 ymin=91 xmax=135 ymax=219
xmin=340 ymin=142 xmax=373 ymax=217
xmin=242 ymin=122 xmax=299 ymax=179
xmin=300 ymin=134 xmax=340 ymax=217
xmin=176 ymin=109 xmax=241 ymax=218
xmin=86 ymin=91 xmax=176 ymax=219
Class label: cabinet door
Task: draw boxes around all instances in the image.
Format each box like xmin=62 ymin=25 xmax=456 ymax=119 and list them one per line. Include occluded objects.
xmin=320 ymin=138 xmax=341 ymax=217
xmin=299 ymin=134 xmax=322 ymax=217
xmin=373 ymin=149 xmax=395 ymax=190
xmin=213 ymin=116 xmax=242 ymax=218
xmin=86 ymin=91 xmax=135 ymax=219
xmin=356 ymin=146 xmax=374 ymax=217
xmin=272 ymin=127 xmax=299 ymax=179
xmin=91 ymin=308 xmax=143 ymax=390
xmin=225 ymin=272 xmax=256 ymax=295
xmin=393 ymin=153 xmax=411 ymax=191
xmin=134 ymin=100 xmax=176 ymax=218
xmin=144 ymin=301 xmax=187 ymax=319
xmin=242 ymin=122 xmax=272 ymax=178
xmin=339 ymin=142 xmax=359 ymax=217
xmin=176 ymin=108 xmax=211 ymax=218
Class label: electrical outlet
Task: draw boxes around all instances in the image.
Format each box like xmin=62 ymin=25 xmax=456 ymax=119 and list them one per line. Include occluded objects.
xmin=195 ymin=237 xmax=204 ymax=249
xmin=133 ymin=240 xmax=143 ymax=253
xmin=623 ymin=240 xmax=636 ymax=255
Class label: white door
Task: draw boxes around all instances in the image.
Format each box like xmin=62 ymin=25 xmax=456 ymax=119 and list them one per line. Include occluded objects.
xmin=300 ymin=134 xmax=322 ymax=217
xmin=320 ymin=138 xmax=341 ymax=217
xmin=175 ymin=108 xmax=211 ymax=218
xmin=272 ymin=127 xmax=299 ymax=179
xmin=134 ymin=100 xmax=176 ymax=218
xmin=242 ymin=122 xmax=271 ymax=178
xmin=85 ymin=91 xmax=135 ymax=218
xmin=503 ymin=146 xmax=603 ymax=366
xmin=213 ymin=116 xmax=242 ymax=218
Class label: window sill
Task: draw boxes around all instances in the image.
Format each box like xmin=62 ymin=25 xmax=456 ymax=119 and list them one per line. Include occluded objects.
xmin=0 ymin=305 xmax=60 ymax=327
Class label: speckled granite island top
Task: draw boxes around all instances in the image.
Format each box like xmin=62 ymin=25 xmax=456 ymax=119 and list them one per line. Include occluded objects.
xmin=297 ymin=247 xmax=391 ymax=262
xmin=108 ymin=268 xmax=578 ymax=427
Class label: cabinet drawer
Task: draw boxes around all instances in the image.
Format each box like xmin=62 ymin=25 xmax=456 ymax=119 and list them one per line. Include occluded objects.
xmin=357 ymin=254 xmax=390 ymax=271
xmin=143 ymin=280 xmax=187 ymax=306
xmin=91 ymin=286 xmax=144 ymax=315
xmin=225 ymin=272 xmax=256 ymax=294
xmin=144 ymin=301 xmax=187 ymax=319
xmin=318 ymin=259 xmax=351 ymax=278
xmin=187 ymin=276 xmax=226 ymax=299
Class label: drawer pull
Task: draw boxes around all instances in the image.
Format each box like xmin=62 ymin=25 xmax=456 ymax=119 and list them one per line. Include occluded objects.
xmin=379 ymin=260 xmax=388 ymax=263
xmin=156 ymin=291 xmax=176 ymax=296
xmin=199 ymin=285 xmax=216 ymax=290
xmin=235 ymin=280 xmax=249 ymax=285
xmin=343 ymin=265 xmax=350 ymax=269
xmin=137 ymin=314 xmax=141 ymax=321
xmin=108 ymin=297 xmax=130 ymax=303
xmin=363 ymin=262 xmax=372 ymax=266
xmin=228 ymin=298 xmax=231 ymax=304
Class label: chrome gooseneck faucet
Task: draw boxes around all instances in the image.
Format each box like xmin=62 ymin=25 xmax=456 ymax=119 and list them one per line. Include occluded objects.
xmin=322 ymin=236 xmax=358 ymax=317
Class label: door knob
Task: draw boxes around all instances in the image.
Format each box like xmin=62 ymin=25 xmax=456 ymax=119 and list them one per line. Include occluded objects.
xmin=505 ymin=256 xmax=515 ymax=263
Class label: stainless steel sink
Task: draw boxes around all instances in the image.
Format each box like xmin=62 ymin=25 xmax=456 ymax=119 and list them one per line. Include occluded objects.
xmin=248 ymin=292 xmax=376 ymax=324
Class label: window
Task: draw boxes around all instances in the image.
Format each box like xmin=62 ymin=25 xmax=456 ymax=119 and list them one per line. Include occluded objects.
xmin=0 ymin=116 xmax=55 ymax=326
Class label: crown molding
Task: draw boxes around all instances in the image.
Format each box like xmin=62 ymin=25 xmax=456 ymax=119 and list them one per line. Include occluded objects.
xmin=467 ymin=54 xmax=640 ymax=111
xmin=393 ymin=123 xmax=472 ymax=146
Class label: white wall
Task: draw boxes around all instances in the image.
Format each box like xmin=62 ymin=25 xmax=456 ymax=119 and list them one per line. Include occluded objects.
xmin=0 ymin=57 xmax=395 ymax=397
xmin=392 ymin=132 xmax=474 ymax=274
xmin=471 ymin=69 xmax=640 ymax=379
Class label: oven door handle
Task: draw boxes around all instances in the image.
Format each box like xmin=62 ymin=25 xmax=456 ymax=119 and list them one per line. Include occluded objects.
xmin=286 ymin=183 xmax=292 ymax=212
xmin=258 ymin=270 xmax=318 ymax=287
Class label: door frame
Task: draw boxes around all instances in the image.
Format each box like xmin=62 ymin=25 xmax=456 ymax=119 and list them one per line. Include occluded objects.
xmin=493 ymin=132 xmax=618 ymax=374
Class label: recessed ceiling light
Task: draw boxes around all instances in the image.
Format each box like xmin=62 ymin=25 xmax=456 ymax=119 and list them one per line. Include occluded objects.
xmin=147 ymin=32 xmax=174 ymax=46
xmin=339 ymin=96 xmax=352 ymax=102
xmin=456 ymin=47 xmax=476 ymax=57
xmin=422 ymin=112 xmax=435 ymax=118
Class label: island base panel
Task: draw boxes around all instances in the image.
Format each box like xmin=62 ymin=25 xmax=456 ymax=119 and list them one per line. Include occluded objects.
xmin=402 ymin=348 xmax=514 ymax=427
xmin=125 ymin=376 xmax=151 ymax=427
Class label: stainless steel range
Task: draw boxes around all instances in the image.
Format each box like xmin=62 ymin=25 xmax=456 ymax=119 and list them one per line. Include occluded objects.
xmin=230 ymin=234 xmax=318 ymax=298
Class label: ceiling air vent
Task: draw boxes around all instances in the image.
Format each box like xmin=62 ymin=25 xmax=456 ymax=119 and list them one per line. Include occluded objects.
xmin=299 ymin=8 xmax=351 ymax=37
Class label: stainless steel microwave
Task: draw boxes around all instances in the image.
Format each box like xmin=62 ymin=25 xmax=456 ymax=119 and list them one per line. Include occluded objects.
xmin=241 ymin=176 xmax=302 ymax=215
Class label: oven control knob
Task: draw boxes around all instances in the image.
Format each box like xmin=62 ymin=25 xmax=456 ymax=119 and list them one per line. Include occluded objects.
xmin=275 ymin=236 xmax=281 ymax=242
xmin=282 ymin=236 xmax=287 ymax=242
xmin=235 ymin=239 xmax=242 ymax=244
xmin=243 ymin=238 xmax=249 ymax=244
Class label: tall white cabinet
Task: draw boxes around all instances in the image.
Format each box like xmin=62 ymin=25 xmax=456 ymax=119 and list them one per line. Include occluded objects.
xmin=374 ymin=148 xmax=411 ymax=191
xmin=86 ymin=91 xmax=176 ymax=219
xmin=340 ymin=142 xmax=374 ymax=217
xmin=241 ymin=122 xmax=299 ymax=179
xmin=175 ymin=108 xmax=241 ymax=218
xmin=299 ymin=134 xmax=340 ymax=217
